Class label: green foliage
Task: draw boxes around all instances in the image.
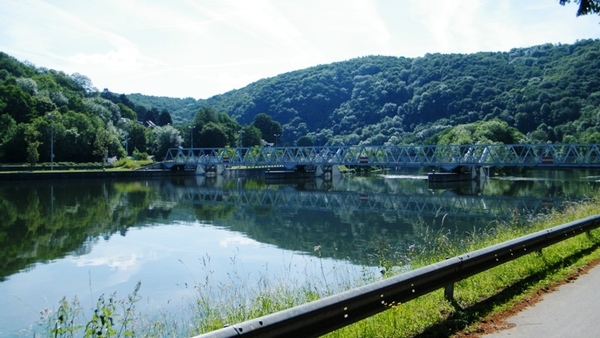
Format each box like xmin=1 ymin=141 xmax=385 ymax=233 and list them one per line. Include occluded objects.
xmin=4 ymin=39 xmax=600 ymax=164
xmin=252 ymin=113 xmax=282 ymax=145
xmin=24 ymin=124 xmax=40 ymax=167
xmin=0 ymin=53 xmax=165 ymax=164
xmin=151 ymin=124 xmax=183 ymax=159
xmin=128 ymin=39 xmax=600 ymax=147
xmin=241 ymin=125 xmax=262 ymax=147
xmin=93 ymin=128 xmax=111 ymax=166
xmin=84 ymin=281 xmax=140 ymax=338
xmin=188 ymin=107 xmax=241 ymax=147
xmin=50 ymin=297 xmax=82 ymax=337
xmin=432 ymin=119 xmax=526 ymax=145
xmin=296 ymin=135 xmax=314 ymax=146
xmin=559 ymin=0 xmax=600 ymax=16
xmin=132 ymin=148 xmax=150 ymax=161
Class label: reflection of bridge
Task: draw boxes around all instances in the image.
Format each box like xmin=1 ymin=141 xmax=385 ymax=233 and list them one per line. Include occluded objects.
xmin=163 ymin=144 xmax=600 ymax=174
xmin=167 ymin=184 xmax=560 ymax=219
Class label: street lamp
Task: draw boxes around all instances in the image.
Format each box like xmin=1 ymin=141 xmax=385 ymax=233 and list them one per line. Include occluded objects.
xmin=274 ymin=133 xmax=281 ymax=147
xmin=189 ymin=125 xmax=195 ymax=148
xmin=124 ymin=133 xmax=129 ymax=156
xmin=238 ymin=129 xmax=244 ymax=148
xmin=48 ymin=113 xmax=55 ymax=170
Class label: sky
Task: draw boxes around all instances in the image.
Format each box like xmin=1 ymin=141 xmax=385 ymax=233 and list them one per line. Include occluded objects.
xmin=1 ymin=1 xmax=599 ymax=100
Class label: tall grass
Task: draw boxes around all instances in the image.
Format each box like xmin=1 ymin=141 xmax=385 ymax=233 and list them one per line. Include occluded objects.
xmin=28 ymin=199 xmax=600 ymax=337
xmin=327 ymin=199 xmax=600 ymax=337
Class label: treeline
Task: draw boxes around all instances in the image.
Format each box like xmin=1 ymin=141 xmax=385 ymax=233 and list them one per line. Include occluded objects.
xmin=3 ymin=39 xmax=600 ymax=166
xmin=0 ymin=52 xmax=282 ymax=166
xmin=0 ymin=51 xmax=174 ymax=165
xmin=131 ymin=39 xmax=600 ymax=148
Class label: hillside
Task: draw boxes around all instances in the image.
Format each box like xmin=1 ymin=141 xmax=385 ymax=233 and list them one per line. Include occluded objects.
xmin=1 ymin=39 xmax=600 ymax=166
xmin=130 ymin=39 xmax=600 ymax=146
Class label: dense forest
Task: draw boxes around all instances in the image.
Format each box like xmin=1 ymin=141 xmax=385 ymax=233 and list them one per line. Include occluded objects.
xmin=1 ymin=39 xmax=600 ymax=165
xmin=131 ymin=39 xmax=600 ymax=148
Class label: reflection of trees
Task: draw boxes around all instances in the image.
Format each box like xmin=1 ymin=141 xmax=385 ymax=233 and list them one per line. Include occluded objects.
xmin=219 ymin=203 xmax=496 ymax=266
xmin=2 ymin=172 xmax=598 ymax=281
xmin=0 ymin=180 xmax=171 ymax=281
xmin=193 ymin=204 xmax=236 ymax=222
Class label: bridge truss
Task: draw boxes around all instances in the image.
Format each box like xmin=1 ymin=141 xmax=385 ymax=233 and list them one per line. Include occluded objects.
xmin=164 ymin=143 xmax=600 ymax=169
xmin=162 ymin=183 xmax=561 ymax=219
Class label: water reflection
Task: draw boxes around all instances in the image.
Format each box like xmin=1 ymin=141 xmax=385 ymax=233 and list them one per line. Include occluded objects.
xmin=1 ymin=171 xmax=599 ymax=282
xmin=0 ymin=169 xmax=599 ymax=335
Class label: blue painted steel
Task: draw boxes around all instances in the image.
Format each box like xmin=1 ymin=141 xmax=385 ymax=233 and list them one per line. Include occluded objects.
xmin=171 ymin=185 xmax=562 ymax=218
xmin=164 ymin=144 xmax=600 ymax=169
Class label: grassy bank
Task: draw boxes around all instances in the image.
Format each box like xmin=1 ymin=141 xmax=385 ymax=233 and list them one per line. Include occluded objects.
xmin=31 ymin=199 xmax=600 ymax=337
xmin=0 ymin=158 xmax=154 ymax=172
xmin=325 ymin=200 xmax=600 ymax=337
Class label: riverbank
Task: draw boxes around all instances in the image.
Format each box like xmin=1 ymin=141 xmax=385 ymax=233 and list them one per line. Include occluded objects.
xmin=23 ymin=187 xmax=600 ymax=337
xmin=0 ymin=167 xmax=195 ymax=180
xmin=327 ymin=200 xmax=600 ymax=337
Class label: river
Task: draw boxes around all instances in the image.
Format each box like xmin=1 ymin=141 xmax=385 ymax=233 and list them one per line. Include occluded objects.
xmin=0 ymin=168 xmax=599 ymax=336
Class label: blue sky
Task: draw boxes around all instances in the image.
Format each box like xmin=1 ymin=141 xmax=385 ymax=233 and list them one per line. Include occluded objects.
xmin=1 ymin=0 xmax=598 ymax=99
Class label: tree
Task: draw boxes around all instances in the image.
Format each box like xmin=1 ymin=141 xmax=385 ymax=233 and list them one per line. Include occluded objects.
xmin=128 ymin=123 xmax=149 ymax=155
xmin=158 ymin=109 xmax=172 ymax=126
xmin=241 ymin=125 xmax=262 ymax=147
xmin=117 ymin=103 xmax=137 ymax=120
xmin=93 ymin=128 xmax=111 ymax=168
xmin=193 ymin=107 xmax=218 ymax=127
xmin=0 ymin=84 xmax=36 ymax=123
xmin=70 ymin=73 xmax=96 ymax=94
xmin=55 ymin=112 xmax=96 ymax=162
xmin=296 ymin=135 xmax=314 ymax=147
xmin=252 ymin=113 xmax=283 ymax=144
xmin=0 ymin=114 xmax=16 ymax=160
xmin=35 ymin=95 xmax=57 ymax=116
xmin=145 ymin=108 xmax=159 ymax=125
xmin=559 ymin=0 xmax=600 ymax=15
xmin=218 ymin=112 xmax=240 ymax=146
xmin=198 ymin=122 xmax=227 ymax=148
xmin=152 ymin=125 xmax=183 ymax=160
xmin=25 ymin=124 xmax=40 ymax=168
xmin=435 ymin=119 xmax=525 ymax=145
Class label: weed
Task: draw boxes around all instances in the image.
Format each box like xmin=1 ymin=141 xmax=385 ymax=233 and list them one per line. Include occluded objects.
xmin=32 ymin=198 xmax=600 ymax=337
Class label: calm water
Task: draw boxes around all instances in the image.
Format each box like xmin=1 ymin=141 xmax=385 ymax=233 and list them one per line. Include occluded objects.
xmin=1 ymin=169 xmax=599 ymax=336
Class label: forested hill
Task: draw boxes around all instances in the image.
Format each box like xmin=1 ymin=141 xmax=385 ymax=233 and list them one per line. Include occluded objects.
xmin=130 ymin=39 xmax=600 ymax=146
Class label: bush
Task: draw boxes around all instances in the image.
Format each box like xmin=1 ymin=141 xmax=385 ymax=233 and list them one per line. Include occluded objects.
xmin=132 ymin=149 xmax=149 ymax=161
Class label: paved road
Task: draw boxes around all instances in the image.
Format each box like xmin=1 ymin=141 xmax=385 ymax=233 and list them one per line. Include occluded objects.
xmin=484 ymin=264 xmax=600 ymax=337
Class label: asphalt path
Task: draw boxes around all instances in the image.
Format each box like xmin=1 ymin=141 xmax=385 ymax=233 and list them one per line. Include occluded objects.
xmin=484 ymin=264 xmax=600 ymax=337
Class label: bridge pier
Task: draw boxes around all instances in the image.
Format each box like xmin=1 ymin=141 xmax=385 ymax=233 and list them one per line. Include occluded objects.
xmin=195 ymin=165 xmax=224 ymax=177
xmin=318 ymin=165 xmax=342 ymax=181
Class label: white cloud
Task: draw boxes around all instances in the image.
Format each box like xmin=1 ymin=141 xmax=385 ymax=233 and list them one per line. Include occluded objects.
xmin=75 ymin=251 xmax=141 ymax=271
xmin=219 ymin=235 xmax=260 ymax=248
xmin=1 ymin=0 xmax=599 ymax=98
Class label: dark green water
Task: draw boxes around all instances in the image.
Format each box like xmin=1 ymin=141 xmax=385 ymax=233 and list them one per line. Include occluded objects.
xmin=0 ymin=169 xmax=599 ymax=336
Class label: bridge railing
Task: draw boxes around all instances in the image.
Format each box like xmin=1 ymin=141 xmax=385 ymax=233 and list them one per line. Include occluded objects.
xmin=192 ymin=214 xmax=600 ymax=338
xmin=164 ymin=144 xmax=600 ymax=168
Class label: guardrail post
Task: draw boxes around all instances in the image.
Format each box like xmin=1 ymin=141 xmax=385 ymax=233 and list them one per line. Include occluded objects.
xmin=444 ymin=282 xmax=454 ymax=302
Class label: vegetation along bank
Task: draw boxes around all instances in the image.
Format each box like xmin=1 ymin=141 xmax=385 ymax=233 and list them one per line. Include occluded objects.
xmin=1 ymin=39 xmax=600 ymax=170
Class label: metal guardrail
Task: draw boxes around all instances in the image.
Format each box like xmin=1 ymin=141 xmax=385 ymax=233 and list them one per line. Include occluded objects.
xmin=193 ymin=214 xmax=600 ymax=338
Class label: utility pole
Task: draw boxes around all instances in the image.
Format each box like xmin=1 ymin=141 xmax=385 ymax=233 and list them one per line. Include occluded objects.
xmin=189 ymin=125 xmax=195 ymax=148
xmin=48 ymin=113 xmax=55 ymax=170
xmin=274 ymin=133 xmax=281 ymax=147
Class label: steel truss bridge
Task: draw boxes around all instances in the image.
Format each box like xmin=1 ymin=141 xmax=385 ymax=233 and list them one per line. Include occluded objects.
xmin=163 ymin=183 xmax=561 ymax=219
xmin=163 ymin=143 xmax=600 ymax=172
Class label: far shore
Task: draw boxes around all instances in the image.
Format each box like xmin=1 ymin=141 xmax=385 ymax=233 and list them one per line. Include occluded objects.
xmin=0 ymin=167 xmax=195 ymax=181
